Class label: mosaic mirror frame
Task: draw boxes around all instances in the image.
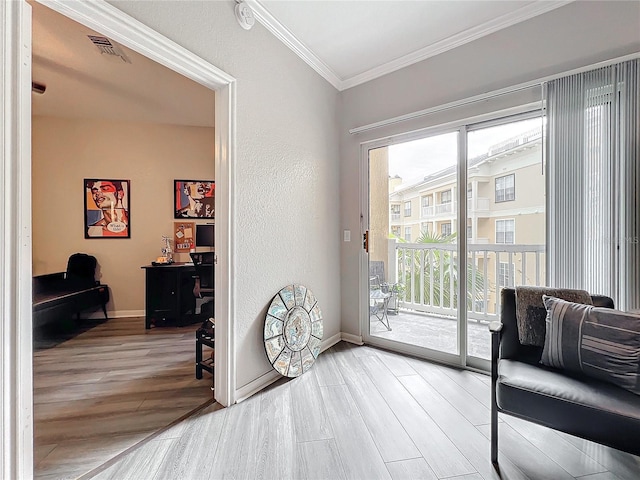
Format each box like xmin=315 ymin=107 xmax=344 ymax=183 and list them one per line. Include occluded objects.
xmin=264 ymin=284 xmax=323 ymax=377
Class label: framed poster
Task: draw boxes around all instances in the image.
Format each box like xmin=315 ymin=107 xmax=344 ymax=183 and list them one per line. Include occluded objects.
xmin=174 ymin=221 xmax=195 ymax=252
xmin=84 ymin=179 xmax=130 ymax=238
xmin=174 ymin=180 xmax=215 ymax=219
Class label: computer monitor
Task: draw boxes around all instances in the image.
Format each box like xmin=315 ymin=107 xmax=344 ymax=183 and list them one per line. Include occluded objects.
xmin=195 ymin=224 xmax=214 ymax=248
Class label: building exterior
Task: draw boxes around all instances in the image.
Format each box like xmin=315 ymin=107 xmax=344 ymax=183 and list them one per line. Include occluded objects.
xmin=383 ymin=129 xmax=546 ymax=316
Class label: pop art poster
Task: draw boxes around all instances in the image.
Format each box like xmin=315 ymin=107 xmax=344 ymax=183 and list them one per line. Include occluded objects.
xmin=174 ymin=180 xmax=214 ymax=219
xmin=84 ymin=179 xmax=130 ymax=238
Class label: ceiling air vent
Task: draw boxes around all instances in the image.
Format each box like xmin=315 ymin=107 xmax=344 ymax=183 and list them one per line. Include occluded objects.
xmin=87 ymin=35 xmax=131 ymax=64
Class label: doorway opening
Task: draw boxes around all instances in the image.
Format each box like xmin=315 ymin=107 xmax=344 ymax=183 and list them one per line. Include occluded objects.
xmin=4 ymin=0 xmax=237 ymax=476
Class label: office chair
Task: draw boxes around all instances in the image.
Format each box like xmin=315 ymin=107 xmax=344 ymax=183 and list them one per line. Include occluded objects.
xmin=190 ymin=252 xmax=215 ymax=313
xmin=191 ymin=252 xmax=215 ymax=380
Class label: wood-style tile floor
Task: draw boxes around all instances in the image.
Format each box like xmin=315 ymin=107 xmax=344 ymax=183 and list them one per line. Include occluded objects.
xmin=33 ymin=316 xmax=213 ymax=480
xmin=88 ymin=342 xmax=640 ymax=480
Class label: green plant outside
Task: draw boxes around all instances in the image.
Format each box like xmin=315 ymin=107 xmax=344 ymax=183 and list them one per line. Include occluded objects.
xmin=391 ymin=231 xmax=485 ymax=309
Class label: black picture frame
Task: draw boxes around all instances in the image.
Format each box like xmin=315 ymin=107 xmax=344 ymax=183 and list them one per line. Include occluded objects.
xmin=174 ymin=180 xmax=215 ymax=219
xmin=84 ymin=179 xmax=131 ymax=239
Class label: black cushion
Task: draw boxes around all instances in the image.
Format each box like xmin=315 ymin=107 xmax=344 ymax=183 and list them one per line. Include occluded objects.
xmin=497 ymin=359 xmax=640 ymax=456
xmin=66 ymin=253 xmax=98 ymax=288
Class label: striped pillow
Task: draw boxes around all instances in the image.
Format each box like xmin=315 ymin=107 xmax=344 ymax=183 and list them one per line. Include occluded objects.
xmin=540 ymin=295 xmax=640 ymax=395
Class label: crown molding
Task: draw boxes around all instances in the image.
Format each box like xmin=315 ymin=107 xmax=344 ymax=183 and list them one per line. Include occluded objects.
xmin=245 ymin=0 xmax=343 ymax=90
xmin=342 ymin=0 xmax=573 ymax=89
xmin=249 ymin=0 xmax=572 ymax=91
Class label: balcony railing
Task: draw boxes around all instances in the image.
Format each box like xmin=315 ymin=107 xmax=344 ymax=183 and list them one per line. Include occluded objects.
xmin=421 ymin=205 xmax=434 ymax=217
xmin=420 ymin=197 xmax=490 ymax=218
xmin=391 ymin=242 xmax=545 ymax=322
xmin=435 ymin=202 xmax=454 ymax=215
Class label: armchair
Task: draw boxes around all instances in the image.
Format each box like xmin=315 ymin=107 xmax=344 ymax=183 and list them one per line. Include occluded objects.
xmin=490 ymin=287 xmax=640 ymax=466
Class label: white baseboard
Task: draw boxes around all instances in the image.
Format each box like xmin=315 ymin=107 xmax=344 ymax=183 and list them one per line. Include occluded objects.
xmin=341 ymin=332 xmax=364 ymax=345
xmin=235 ymin=369 xmax=281 ymax=403
xmin=235 ymin=331 xmax=347 ymax=403
xmin=320 ymin=332 xmax=342 ymax=352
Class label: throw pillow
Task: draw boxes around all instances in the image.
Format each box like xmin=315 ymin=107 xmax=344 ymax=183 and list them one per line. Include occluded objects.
xmin=515 ymin=286 xmax=593 ymax=347
xmin=540 ymin=295 xmax=640 ymax=396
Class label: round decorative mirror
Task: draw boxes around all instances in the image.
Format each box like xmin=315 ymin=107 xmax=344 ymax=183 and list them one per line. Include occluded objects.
xmin=264 ymin=284 xmax=323 ymax=377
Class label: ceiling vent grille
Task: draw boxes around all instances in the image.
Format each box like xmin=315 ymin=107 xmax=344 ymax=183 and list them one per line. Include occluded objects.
xmin=87 ymin=35 xmax=131 ymax=64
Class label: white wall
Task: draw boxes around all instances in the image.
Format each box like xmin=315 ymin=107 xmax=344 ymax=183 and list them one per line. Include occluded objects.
xmin=107 ymin=1 xmax=341 ymax=390
xmin=339 ymin=1 xmax=640 ymax=338
xmin=32 ymin=116 xmax=215 ymax=314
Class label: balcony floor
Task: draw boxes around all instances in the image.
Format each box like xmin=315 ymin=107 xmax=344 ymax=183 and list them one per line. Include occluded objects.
xmin=369 ymin=309 xmax=492 ymax=360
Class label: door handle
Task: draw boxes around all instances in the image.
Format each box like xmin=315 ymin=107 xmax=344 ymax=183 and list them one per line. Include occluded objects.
xmin=363 ymin=230 xmax=369 ymax=253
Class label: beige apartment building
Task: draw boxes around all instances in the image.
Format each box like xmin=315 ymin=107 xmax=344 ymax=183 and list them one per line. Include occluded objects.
xmin=374 ymin=129 xmax=546 ymax=317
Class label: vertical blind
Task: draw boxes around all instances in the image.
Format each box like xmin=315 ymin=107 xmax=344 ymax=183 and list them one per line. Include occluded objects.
xmin=546 ymin=59 xmax=639 ymax=310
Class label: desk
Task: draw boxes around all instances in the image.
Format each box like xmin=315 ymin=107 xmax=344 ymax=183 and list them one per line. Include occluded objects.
xmin=141 ymin=263 xmax=197 ymax=329
xmin=370 ymin=289 xmax=392 ymax=331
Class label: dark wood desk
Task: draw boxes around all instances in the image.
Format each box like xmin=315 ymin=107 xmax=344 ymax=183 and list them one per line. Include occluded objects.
xmin=141 ymin=263 xmax=197 ymax=329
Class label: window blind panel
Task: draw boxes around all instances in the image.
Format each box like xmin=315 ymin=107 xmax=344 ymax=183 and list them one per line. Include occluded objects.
xmin=619 ymin=60 xmax=640 ymax=310
xmin=546 ymin=59 xmax=639 ymax=308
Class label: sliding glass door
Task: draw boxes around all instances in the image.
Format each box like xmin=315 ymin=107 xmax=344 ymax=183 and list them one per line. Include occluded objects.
xmin=363 ymin=113 xmax=545 ymax=369
xmin=465 ymin=116 xmax=545 ymax=366
xmin=367 ymin=132 xmax=460 ymax=362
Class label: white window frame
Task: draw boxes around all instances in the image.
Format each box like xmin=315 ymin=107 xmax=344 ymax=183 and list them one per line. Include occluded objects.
xmin=495 ymin=174 xmax=515 ymax=203
xmin=499 ymin=261 xmax=515 ymax=287
xmin=440 ymin=189 xmax=452 ymax=204
xmin=404 ymin=201 xmax=412 ymax=217
xmin=496 ymin=219 xmax=515 ymax=244
xmin=404 ymin=226 xmax=412 ymax=242
xmin=441 ymin=222 xmax=452 ymax=236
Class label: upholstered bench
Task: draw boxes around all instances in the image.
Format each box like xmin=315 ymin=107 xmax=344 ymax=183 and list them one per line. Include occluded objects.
xmin=33 ymin=253 xmax=109 ymax=328
xmin=490 ymin=287 xmax=640 ymax=465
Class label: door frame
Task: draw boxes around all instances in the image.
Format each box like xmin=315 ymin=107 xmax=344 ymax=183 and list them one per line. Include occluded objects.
xmin=359 ymin=126 xmax=468 ymax=368
xmin=2 ymin=0 xmax=237 ymax=475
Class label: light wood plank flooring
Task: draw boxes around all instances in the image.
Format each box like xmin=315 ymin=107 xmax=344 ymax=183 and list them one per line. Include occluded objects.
xmin=87 ymin=342 xmax=640 ymax=480
xmin=33 ymin=316 xmax=213 ymax=480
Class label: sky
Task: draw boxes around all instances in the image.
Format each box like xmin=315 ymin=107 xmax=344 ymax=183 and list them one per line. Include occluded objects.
xmin=387 ymin=117 xmax=542 ymax=186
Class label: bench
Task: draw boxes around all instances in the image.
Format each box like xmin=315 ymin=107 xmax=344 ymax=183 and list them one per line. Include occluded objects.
xmin=490 ymin=287 xmax=640 ymax=465
xmin=33 ymin=253 xmax=109 ymax=328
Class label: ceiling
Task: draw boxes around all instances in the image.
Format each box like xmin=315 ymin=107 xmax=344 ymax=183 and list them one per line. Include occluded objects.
xmin=30 ymin=1 xmax=571 ymax=124
xmin=249 ymin=0 xmax=572 ymax=90
xmin=30 ymin=1 xmax=215 ymax=127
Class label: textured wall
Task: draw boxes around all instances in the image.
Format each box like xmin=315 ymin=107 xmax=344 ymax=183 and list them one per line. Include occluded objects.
xmin=339 ymin=1 xmax=640 ymax=338
xmin=108 ymin=1 xmax=341 ymax=389
xmin=32 ymin=116 xmax=215 ymax=313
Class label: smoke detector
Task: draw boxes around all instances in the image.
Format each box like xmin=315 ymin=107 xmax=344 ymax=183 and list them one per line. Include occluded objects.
xmin=87 ymin=35 xmax=131 ymax=64
xmin=235 ymin=1 xmax=255 ymax=30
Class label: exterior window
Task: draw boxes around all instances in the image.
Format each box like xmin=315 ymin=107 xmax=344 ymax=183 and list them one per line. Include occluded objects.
xmin=496 ymin=219 xmax=515 ymax=244
xmin=421 ymin=196 xmax=432 ymax=207
xmin=467 ymin=183 xmax=473 ymax=198
xmin=390 ymin=204 xmax=401 ymax=221
xmin=495 ymin=174 xmax=515 ymax=202
xmin=421 ymin=222 xmax=431 ymax=235
xmin=391 ymin=226 xmax=401 ymax=236
xmin=441 ymin=222 xmax=452 ymax=236
xmin=404 ymin=227 xmax=412 ymax=242
xmin=499 ymin=262 xmax=515 ymax=287
xmin=440 ymin=190 xmax=452 ymax=204
xmin=404 ymin=201 xmax=412 ymax=217
xmin=467 ymin=225 xmax=473 ymax=239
